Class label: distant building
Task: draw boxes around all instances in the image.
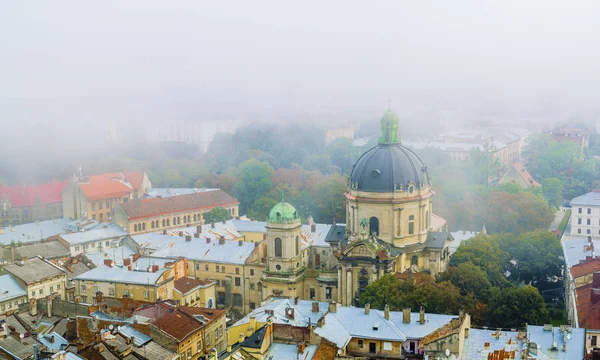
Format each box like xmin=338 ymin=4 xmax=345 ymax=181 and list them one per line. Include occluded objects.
xmin=57 ymin=223 xmax=127 ymax=256
xmin=495 ymin=161 xmax=541 ymax=189
xmin=111 ymin=189 xmax=239 ymax=235
xmin=325 ymin=126 xmax=358 ymax=144
xmin=4 ymin=256 xmax=67 ymax=301
xmin=549 ymin=126 xmax=590 ymax=151
xmin=62 ymin=172 xmax=151 ymax=221
xmin=173 ymin=277 xmax=216 ymax=308
xmin=0 ymin=181 xmax=67 ymax=226
xmin=570 ymin=190 xmax=600 ymax=236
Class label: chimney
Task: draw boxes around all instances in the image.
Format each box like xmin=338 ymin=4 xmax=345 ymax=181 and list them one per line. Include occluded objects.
xmin=298 ymin=342 xmax=306 ymax=354
xmin=96 ymin=291 xmax=103 ymax=303
xmin=211 ymin=222 xmax=215 ymax=229
xmin=294 ymin=296 xmax=299 ymax=305
xmin=465 ymin=328 xmax=469 ymax=338
xmin=128 ymin=265 xmax=132 ymax=271
xmin=152 ymin=265 xmax=159 ymax=273
xmin=104 ymin=259 xmax=113 ymax=267
xmin=49 ymin=335 xmax=55 ymax=344
xmin=133 ymin=253 xmax=141 ymax=262
xmin=194 ymin=233 xmax=200 ymax=238
xmin=419 ymin=306 xmax=425 ymax=325
xmin=384 ymin=304 xmax=390 ymax=320
xmin=219 ymin=236 xmax=225 ymax=245
xmin=30 ymin=298 xmax=38 ymax=316
xmin=593 ymin=272 xmax=600 ymax=287
xmin=328 ymin=302 xmax=337 ymax=313
xmin=179 ymin=231 xmax=184 ymax=237
xmin=402 ymin=308 xmax=410 ymax=324
xmin=311 ymin=224 xmax=316 ymax=233
xmin=47 ymin=298 xmax=53 ymax=317
xmin=305 ymin=300 xmax=317 ymax=313
xmin=364 ymin=303 xmax=370 ymax=315
xmin=162 ymin=230 xmax=167 ymax=235
xmin=185 ymin=235 xmax=192 ymax=242
xmin=123 ymin=258 xmax=131 ymax=266
xmin=206 ymin=237 xmax=211 ymax=244
xmin=197 ymin=225 xmax=202 ymax=234
xmin=239 ymin=240 xmax=243 ymax=246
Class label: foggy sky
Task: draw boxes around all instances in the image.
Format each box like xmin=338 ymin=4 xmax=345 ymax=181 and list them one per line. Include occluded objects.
xmin=2 ymin=0 xmax=600 ymax=136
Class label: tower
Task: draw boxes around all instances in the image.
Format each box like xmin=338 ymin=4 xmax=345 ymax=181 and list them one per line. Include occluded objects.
xmin=261 ymin=197 xmax=305 ymax=300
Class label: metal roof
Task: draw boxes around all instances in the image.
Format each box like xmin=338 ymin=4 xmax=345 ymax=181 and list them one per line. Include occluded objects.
xmin=527 ymin=325 xmax=585 ymax=359
xmin=562 ymin=234 xmax=600 ymax=269
xmin=570 ymin=191 xmax=600 ymax=207
xmin=0 ymin=218 xmax=72 ymax=246
xmin=38 ymin=332 xmax=68 ymax=351
xmin=51 ymin=351 xmax=86 ymax=360
xmin=0 ymin=274 xmax=26 ymax=303
xmin=59 ymin=224 xmax=127 ymax=245
xmin=74 ymin=266 xmax=168 ymax=286
xmin=85 ymin=244 xmax=138 ymax=268
xmin=265 ymin=343 xmax=318 ymax=360
xmin=4 ymin=257 xmax=66 ymax=285
xmin=388 ymin=312 xmax=455 ymax=340
xmin=16 ymin=241 xmax=70 ymax=260
xmin=462 ymin=328 xmax=523 ymax=359
xmin=118 ymin=325 xmax=152 ymax=346
xmin=145 ymin=187 xmax=218 ymax=198
xmin=235 ymin=298 xmax=329 ymax=328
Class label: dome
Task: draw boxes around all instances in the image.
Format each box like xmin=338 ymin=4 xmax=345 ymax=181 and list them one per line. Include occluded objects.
xmin=268 ymin=201 xmax=299 ymax=223
xmin=349 ymin=109 xmax=430 ymax=193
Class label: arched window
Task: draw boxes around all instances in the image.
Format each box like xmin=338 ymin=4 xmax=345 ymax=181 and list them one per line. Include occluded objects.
xmin=162 ymin=219 xmax=165 ymax=227
xmin=207 ymin=298 xmax=214 ymax=309
xmin=408 ymin=215 xmax=415 ymax=235
xmin=134 ymin=224 xmax=138 ymax=232
xmin=173 ymin=217 xmax=177 ymax=225
xmin=411 ymin=255 xmax=419 ymax=266
xmin=167 ymin=218 xmax=170 ymax=226
xmin=193 ymin=214 xmax=197 ymax=222
xmin=274 ymin=237 xmax=282 ymax=257
xmin=296 ymin=236 xmax=300 ymax=256
xmin=142 ymin=222 xmax=146 ymax=231
xmin=188 ymin=215 xmax=191 ymax=223
xmin=150 ymin=221 xmax=154 ymax=229
xmin=369 ymin=217 xmax=379 ymax=236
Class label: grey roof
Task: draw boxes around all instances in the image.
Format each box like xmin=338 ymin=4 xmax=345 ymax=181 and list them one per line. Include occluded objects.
xmin=0 ymin=336 xmax=42 ymax=360
xmin=314 ymin=307 xmax=407 ymax=348
xmin=570 ymin=191 xmax=600 ymax=207
xmin=161 ymin=222 xmax=242 ymax=241
xmin=131 ymin=341 xmax=178 ymax=360
xmin=38 ymin=332 xmax=68 ymax=351
xmin=324 ymin=224 xmax=346 ymax=244
xmin=85 ymin=244 xmax=137 ymax=268
xmin=0 ymin=315 xmax=27 ymax=334
xmin=462 ymin=328 xmax=523 ymax=360
xmin=230 ymin=219 xmax=267 ymax=233
xmin=74 ymin=266 xmax=169 ymax=286
xmin=137 ymin=234 xmax=256 ymax=265
xmin=64 ymin=219 xmax=101 ymax=233
xmin=235 ymin=298 xmax=329 ymax=328
xmin=4 ymin=257 xmax=65 ymax=285
xmin=227 ymin=219 xmax=337 ymax=249
xmin=562 ymin=234 xmax=600 ymax=269
xmin=424 ymin=231 xmax=450 ymax=250
xmin=449 ymin=231 xmax=478 ymax=255
xmin=266 ymin=343 xmax=318 ymax=360
xmin=16 ymin=241 xmax=70 ymax=260
xmin=0 ymin=274 xmax=26 ymax=302
xmin=388 ymin=312 xmax=455 ymax=340
xmin=349 ymin=144 xmax=430 ymax=192
xmin=118 ymin=325 xmax=152 ymax=346
xmin=0 ymin=218 xmax=71 ymax=246
xmin=59 ymin=224 xmax=127 ymax=245
xmin=51 ymin=351 xmax=86 ymax=360
xmin=527 ymin=325 xmax=585 ymax=359
xmin=145 ymin=187 xmax=219 ymax=198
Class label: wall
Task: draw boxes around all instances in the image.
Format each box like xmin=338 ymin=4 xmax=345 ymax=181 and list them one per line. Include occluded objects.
xmin=36 ymin=298 xmax=89 ymax=318
xmin=345 ymin=337 xmax=403 ymax=358
xmin=0 ymin=296 xmax=27 ymax=315
xmin=27 ymin=274 xmax=67 ymax=300
xmin=570 ymin=205 xmax=600 ymax=237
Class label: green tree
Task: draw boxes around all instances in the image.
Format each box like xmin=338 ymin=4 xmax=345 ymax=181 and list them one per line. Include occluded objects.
xmin=484 ymin=192 xmax=554 ymax=235
xmin=486 ymin=285 xmax=550 ymax=328
xmin=234 ymin=159 xmax=273 ymax=214
xmin=312 ymin=173 xmax=347 ymax=223
xmin=541 ymin=177 xmax=563 ymax=208
xmin=449 ymin=234 xmax=511 ymax=287
xmin=203 ymin=207 xmax=231 ymax=223
xmin=437 ymin=263 xmax=492 ymax=302
xmin=326 ymin=138 xmax=363 ymax=175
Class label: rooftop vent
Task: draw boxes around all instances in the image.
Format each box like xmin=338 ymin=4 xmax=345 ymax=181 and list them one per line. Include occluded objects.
xmin=372 ymin=322 xmax=379 ymax=330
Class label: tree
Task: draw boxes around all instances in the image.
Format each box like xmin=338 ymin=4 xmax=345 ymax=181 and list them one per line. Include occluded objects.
xmin=326 ymin=138 xmax=363 ymax=175
xmin=437 ymin=263 xmax=492 ymax=302
xmin=449 ymin=234 xmax=511 ymax=287
xmin=541 ymin=177 xmax=563 ymax=208
xmin=486 ymin=285 xmax=550 ymax=328
xmin=203 ymin=207 xmax=231 ymax=223
xmin=234 ymin=159 xmax=273 ymax=214
xmin=195 ymin=172 xmax=238 ymax=195
xmin=312 ymin=173 xmax=347 ymax=223
xmin=484 ymin=192 xmax=554 ymax=235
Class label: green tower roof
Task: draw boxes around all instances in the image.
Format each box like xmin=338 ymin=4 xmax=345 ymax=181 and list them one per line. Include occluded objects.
xmin=378 ymin=109 xmax=401 ymax=144
xmin=268 ymin=200 xmax=299 ymax=224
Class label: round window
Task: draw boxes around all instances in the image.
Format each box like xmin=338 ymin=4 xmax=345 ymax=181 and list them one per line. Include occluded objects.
xmin=408 ymin=185 xmax=414 ymax=194
xmin=275 ymin=265 xmax=281 ymax=270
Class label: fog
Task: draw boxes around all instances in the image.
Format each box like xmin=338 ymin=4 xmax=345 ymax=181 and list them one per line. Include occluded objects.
xmin=2 ymin=1 xmax=600 ymax=152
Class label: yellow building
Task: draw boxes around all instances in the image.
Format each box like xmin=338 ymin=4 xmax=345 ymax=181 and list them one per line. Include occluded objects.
xmin=173 ymin=277 xmax=216 ymax=308
xmin=150 ymin=306 xmax=227 ymax=359
xmin=4 ymin=256 xmax=67 ymax=301
xmin=73 ymin=266 xmax=175 ymax=304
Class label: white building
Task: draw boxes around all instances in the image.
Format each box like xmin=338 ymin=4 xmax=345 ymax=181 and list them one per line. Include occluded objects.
xmin=570 ymin=190 xmax=600 ymax=236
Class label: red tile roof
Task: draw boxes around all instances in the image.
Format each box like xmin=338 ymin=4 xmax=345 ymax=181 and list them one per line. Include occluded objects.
xmin=0 ymin=181 xmax=68 ymax=207
xmin=575 ymin=283 xmax=600 ymax=329
xmin=174 ymin=277 xmax=214 ymax=294
xmin=571 ymin=257 xmax=600 ymax=279
xmin=119 ymin=190 xmax=239 ymax=220
xmin=151 ymin=307 xmax=224 ymax=342
xmin=512 ymin=162 xmax=541 ymax=187
xmin=77 ymin=172 xmax=145 ymax=201
xmin=132 ymin=302 xmax=174 ymax=321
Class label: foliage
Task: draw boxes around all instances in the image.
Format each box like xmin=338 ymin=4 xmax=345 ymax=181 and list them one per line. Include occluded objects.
xmin=449 ymin=234 xmax=511 ymax=287
xmin=541 ymin=177 xmax=563 ymax=208
xmin=202 ymin=207 xmax=231 ymax=223
xmin=486 ymin=285 xmax=550 ymax=328
xmin=437 ymin=263 xmax=491 ymax=302
xmin=484 ymin=192 xmax=554 ymax=235
xmin=312 ymin=174 xmax=347 ymax=223
xmin=234 ymin=159 xmax=273 ymax=214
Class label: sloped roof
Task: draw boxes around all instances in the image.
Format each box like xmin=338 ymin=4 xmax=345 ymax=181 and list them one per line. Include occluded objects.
xmin=174 ymin=277 xmax=214 ymax=294
xmin=0 ymin=181 xmax=68 ymax=207
xmin=570 ymin=257 xmax=600 ymax=279
xmin=73 ymin=266 xmax=168 ymax=286
xmin=59 ymin=224 xmax=127 ymax=245
xmin=234 ymin=298 xmax=329 ymax=328
xmin=76 ymin=173 xmax=141 ymax=201
xmin=512 ymin=162 xmax=541 ymax=187
xmin=571 ymin=190 xmax=600 ymax=207
xmin=151 ymin=307 xmax=224 ymax=342
xmin=4 ymin=257 xmax=65 ymax=285
xmin=0 ymin=218 xmax=72 ymax=246
xmin=0 ymin=274 xmax=26 ymax=302
xmin=119 ymin=190 xmax=238 ymax=220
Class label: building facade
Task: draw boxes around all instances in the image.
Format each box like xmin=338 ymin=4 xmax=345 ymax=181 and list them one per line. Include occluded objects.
xmin=0 ymin=181 xmax=67 ymax=226
xmin=4 ymin=256 xmax=67 ymax=301
xmin=570 ymin=190 xmax=600 ymax=236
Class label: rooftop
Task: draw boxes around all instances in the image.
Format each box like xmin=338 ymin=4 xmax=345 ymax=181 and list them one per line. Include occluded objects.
xmin=118 ymin=189 xmax=238 ymax=220
xmin=0 ymin=274 xmax=27 ymax=302
xmin=528 ymin=325 xmax=585 ymax=359
xmin=4 ymin=257 xmax=66 ymax=285
xmin=266 ymin=342 xmax=318 ymax=360
xmin=16 ymin=241 xmax=70 ymax=260
xmin=235 ymin=298 xmax=329 ymax=328
xmin=462 ymin=328 xmax=523 ymax=360
xmin=76 ymin=172 xmax=142 ymax=201
xmin=562 ymin=234 xmax=600 ymax=269
xmin=145 ymin=187 xmax=219 ymax=198
xmin=511 ymin=162 xmax=541 ymax=187
xmin=38 ymin=332 xmax=68 ymax=351
xmin=0 ymin=218 xmax=72 ymax=246
xmin=58 ymin=224 xmax=127 ymax=245
xmin=73 ymin=266 xmax=169 ymax=286
xmin=117 ymin=325 xmax=152 ymax=346
xmin=174 ymin=277 xmax=214 ymax=294
xmin=388 ymin=311 xmax=456 ymax=340
xmin=0 ymin=336 xmax=43 ymax=360
xmin=228 ymin=219 xmax=338 ymax=249
xmin=570 ymin=190 xmax=600 ymax=207
xmin=570 ymin=257 xmax=600 ymax=279
xmin=151 ymin=307 xmax=224 ymax=342
xmin=0 ymin=181 xmax=67 ymax=207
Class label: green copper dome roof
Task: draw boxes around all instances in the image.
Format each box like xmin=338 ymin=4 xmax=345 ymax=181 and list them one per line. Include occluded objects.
xmin=378 ymin=109 xmax=401 ymax=144
xmin=268 ymin=201 xmax=299 ymax=223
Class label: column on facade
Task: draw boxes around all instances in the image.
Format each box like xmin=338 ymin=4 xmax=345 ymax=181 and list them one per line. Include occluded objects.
xmin=337 ymin=267 xmax=343 ymax=303
xmin=346 ymin=269 xmax=352 ymax=306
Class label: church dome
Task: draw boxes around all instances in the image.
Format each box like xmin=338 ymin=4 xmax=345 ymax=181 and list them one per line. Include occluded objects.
xmin=268 ymin=200 xmax=299 ymax=224
xmin=349 ymin=109 xmax=430 ymax=193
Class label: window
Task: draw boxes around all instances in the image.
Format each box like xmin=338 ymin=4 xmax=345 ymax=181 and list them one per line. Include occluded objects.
xmin=358 ymin=340 xmax=364 ymax=348
xmin=369 ymin=217 xmax=379 ymax=236
xmin=215 ymin=328 xmax=219 ymax=339
xmin=2 ymin=304 xmax=6 ymax=311
xmin=92 ymin=202 xmax=96 ymax=210
xmin=39 ymin=289 xmax=43 ymax=295
xmin=592 ymin=336 xmax=597 ymax=346
xmin=180 ymin=353 xmax=185 ymax=360
xmin=250 ymin=269 xmax=254 ymax=276
xmin=579 ymin=218 xmax=583 ymax=225
xmin=206 ymin=334 xmax=211 ymax=346
xmin=235 ymin=268 xmax=240 ymax=275
xmin=296 ymin=236 xmax=300 ymax=256
xmin=274 ymin=237 xmax=282 ymax=257
xmin=326 ymin=287 xmax=332 ymax=300
xmin=142 ymin=222 xmax=146 ymax=231
xmin=221 ymin=266 xmax=225 ymax=272
xmin=124 ymin=290 xmax=130 ymax=296
xmin=233 ymin=294 xmax=243 ymax=307
xmin=99 ymin=213 xmax=103 ymax=222
xmin=588 ymin=219 xmax=592 ymax=225
xmin=81 ymin=284 xmax=86 ymax=292
xmin=578 ymin=229 xmax=582 ymax=234
xmin=106 ymin=200 xmax=110 ymax=209
xmin=235 ymin=277 xmax=241 ymax=287
xmin=197 ymin=341 xmax=202 ymax=353
xmin=250 ymin=302 xmax=256 ymax=310
xmin=162 ymin=219 xmax=166 ymax=227
xmin=144 ymin=291 xmax=149 ymax=299
xmin=99 ymin=201 xmax=103 ymax=210
xmin=31 ymin=291 xmax=35 ymax=297
xmin=105 ymin=241 xmax=110 ymax=247
xmin=75 ymin=246 xmax=80 ymax=252
xmin=250 ymin=283 xmax=255 ymax=290
xmin=57 ymin=284 xmax=60 ymax=290
xmin=310 ymin=288 xmax=315 ymax=299
xmin=81 ymin=296 xmax=88 ymax=303
xmin=205 ymin=264 xmax=209 ymax=271
xmin=588 ymin=229 xmax=591 ymax=234
xmin=187 ymin=349 xmax=191 ymax=359
xmin=588 ymin=208 xmax=592 ymax=215
xmin=92 ymin=215 xmax=96 ymax=221
xmin=151 ymin=221 xmax=154 ymax=229
xmin=134 ymin=224 xmax=138 ymax=232
xmin=109 ymin=288 xmax=115 ymax=296
xmin=411 ymin=255 xmax=419 ymax=266
xmin=123 ymin=197 xmax=129 ymax=203
xmin=50 ymin=286 xmax=54 ymax=293
xmin=408 ymin=215 xmax=415 ymax=235
xmin=579 ymin=207 xmax=583 ymax=214
xmin=167 ymin=219 xmax=170 ymax=226
xmin=216 ymin=266 xmax=220 ymax=273
xmin=173 ymin=217 xmax=176 ymax=225
xmin=7 ymin=303 xmax=10 ymax=309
